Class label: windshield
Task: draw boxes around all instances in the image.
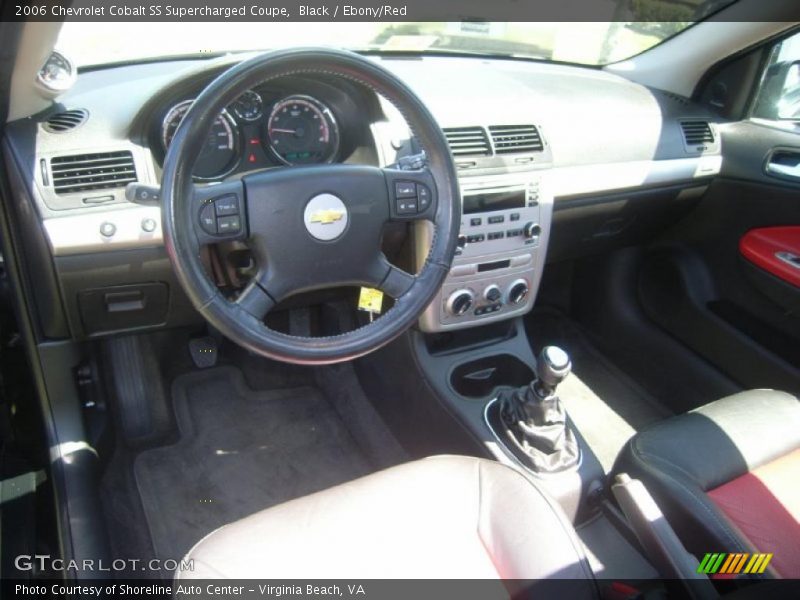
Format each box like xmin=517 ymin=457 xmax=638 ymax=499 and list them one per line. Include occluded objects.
xmin=56 ymin=20 xmax=717 ymax=68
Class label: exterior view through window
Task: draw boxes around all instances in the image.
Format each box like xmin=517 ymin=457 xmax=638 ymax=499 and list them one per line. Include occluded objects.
xmin=60 ymin=19 xmax=716 ymax=68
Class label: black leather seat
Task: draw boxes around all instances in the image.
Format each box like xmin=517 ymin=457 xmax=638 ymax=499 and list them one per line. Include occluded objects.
xmin=614 ymin=390 xmax=800 ymax=579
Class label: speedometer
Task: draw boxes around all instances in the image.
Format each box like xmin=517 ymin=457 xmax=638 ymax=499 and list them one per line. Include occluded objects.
xmin=266 ymin=95 xmax=339 ymax=166
xmin=162 ymin=99 xmax=240 ymax=180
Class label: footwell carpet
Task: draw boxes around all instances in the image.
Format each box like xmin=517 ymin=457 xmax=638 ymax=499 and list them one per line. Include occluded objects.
xmin=135 ymin=366 xmax=372 ymax=561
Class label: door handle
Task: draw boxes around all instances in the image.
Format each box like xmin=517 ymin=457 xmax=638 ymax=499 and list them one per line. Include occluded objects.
xmin=766 ymin=162 xmax=800 ymax=178
xmin=765 ymin=149 xmax=800 ymax=180
xmin=776 ymin=251 xmax=800 ymax=269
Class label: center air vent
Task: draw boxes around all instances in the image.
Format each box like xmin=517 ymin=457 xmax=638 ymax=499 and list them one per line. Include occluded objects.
xmin=442 ymin=126 xmax=491 ymax=157
xmin=42 ymin=109 xmax=88 ymax=133
xmin=680 ymin=121 xmax=715 ymax=146
xmin=489 ymin=125 xmax=544 ymax=154
xmin=51 ymin=151 xmax=137 ymax=195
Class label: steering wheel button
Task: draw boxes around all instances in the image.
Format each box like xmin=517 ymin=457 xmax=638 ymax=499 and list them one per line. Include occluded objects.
xmin=395 ymin=181 xmax=416 ymax=198
xmin=417 ymin=185 xmax=432 ymax=211
xmin=397 ymin=199 xmax=418 ymax=215
xmin=217 ymin=215 xmax=241 ymax=234
xmin=199 ymin=204 xmax=217 ymax=234
xmin=214 ymin=194 xmax=239 ymax=216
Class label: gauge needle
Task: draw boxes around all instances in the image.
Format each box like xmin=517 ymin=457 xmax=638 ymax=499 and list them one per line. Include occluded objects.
xmin=270 ymin=128 xmax=297 ymax=134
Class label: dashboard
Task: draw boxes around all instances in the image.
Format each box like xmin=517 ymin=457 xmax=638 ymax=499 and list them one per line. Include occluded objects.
xmin=2 ymin=53 xmax=724 ymax=340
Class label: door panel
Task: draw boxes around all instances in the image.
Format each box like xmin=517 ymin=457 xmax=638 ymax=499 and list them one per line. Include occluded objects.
xmin=637 ymin=120 xmax=800 ymax=394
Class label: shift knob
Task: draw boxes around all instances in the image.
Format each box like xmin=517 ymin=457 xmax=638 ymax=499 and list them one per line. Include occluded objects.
xmin=535 ymin=346 xmax=572 ymax=397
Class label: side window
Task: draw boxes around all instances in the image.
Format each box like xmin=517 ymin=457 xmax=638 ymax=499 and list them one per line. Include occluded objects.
xmin=751 ymin=31 xmax=800 ymax=121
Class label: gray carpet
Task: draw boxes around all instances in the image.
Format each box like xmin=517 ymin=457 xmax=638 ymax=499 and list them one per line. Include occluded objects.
xmin=134 ymin=366 xmax=373 ymax=562
xmin=527 ymin=309 xmax=673 ymax=472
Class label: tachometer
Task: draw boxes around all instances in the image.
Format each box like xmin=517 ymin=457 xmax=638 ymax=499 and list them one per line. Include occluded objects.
xmin=266 ymin=95 xmax=339 ymax=166
xmin=162 ymin=99 xmax=239 ymax=180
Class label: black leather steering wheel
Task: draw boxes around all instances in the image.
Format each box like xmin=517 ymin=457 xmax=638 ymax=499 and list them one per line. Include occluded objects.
xmin=161 ymin=48 xmax=460 ymax=365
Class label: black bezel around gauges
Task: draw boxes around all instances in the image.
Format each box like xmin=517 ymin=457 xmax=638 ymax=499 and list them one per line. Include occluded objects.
xmin=161 ymin=99 xmax=242 ymax=181
xmin=265 ymin=94 xmax=340 ymax=166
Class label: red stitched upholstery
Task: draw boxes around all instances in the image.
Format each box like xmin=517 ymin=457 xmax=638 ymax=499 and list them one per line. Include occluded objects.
xmin=707 ymin=449 xmax=800 ymax=578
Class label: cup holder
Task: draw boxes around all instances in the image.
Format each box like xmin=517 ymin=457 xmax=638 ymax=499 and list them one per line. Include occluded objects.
xmin=450 ymin=354 xmax=534 ymax=399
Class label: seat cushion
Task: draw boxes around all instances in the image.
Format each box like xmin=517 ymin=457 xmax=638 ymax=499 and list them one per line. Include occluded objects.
xmin=707 ymin=449 xmax=800 ymax=578
xmin=178 ymin=455 xmax=597 ymax=592
xmin=614 ymin=390 xmax=800 ymax=577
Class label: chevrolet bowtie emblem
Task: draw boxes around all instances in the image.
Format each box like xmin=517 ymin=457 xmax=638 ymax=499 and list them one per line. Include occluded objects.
xmin=309 ymin=209 xmax=345 ymax=225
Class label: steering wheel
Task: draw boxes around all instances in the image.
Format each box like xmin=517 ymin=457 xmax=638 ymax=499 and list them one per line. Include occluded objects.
xmin=161 ymin=48 xmax=460 ymax=365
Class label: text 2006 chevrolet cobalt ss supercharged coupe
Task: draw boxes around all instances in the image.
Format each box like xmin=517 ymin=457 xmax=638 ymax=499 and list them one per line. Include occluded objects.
xmin=1 ymin=4 xmax=799 ymax=599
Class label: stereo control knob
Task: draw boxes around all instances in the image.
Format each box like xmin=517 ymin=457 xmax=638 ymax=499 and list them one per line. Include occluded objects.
xmin=523 ymin=222 xmax=541 ymax=239
xmin=446 ymin=289 xmax=475 ymax=316
xmin=507 ymin=279 xmax=530 ymax=305
xmin=484 ymin=284 xmax=502 ymax=303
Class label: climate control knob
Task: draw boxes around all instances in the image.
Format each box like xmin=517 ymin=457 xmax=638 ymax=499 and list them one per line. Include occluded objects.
xmin=446 ymin=289 xmax=475 ymax=316
xmin=507 ymin=279 xmax=530 ymax=305
xmin=483 ymin=284 xmax=502 ymax=303
xmin=523 ymin=222 xmax=541 ymax=239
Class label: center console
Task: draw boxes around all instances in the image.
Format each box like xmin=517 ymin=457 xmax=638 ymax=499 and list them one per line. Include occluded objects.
xmin=416 ymin=168 xmax=553 ymax=332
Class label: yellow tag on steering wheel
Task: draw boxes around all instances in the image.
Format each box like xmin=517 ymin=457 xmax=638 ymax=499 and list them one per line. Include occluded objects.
xmin=358 ymin=287 xmax=384 ymax=314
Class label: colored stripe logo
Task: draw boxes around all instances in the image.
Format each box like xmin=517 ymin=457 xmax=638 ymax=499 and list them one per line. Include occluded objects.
xmin=697 ymin=552 xmax=773 ymax=575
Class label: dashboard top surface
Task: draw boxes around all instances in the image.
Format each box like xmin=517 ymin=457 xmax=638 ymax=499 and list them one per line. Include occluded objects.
xmin=7 ymin=53 xmax=722 ymax=221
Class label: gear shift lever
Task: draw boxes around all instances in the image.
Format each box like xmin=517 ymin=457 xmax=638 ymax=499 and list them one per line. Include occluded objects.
xmin=535 ymin=346 xmax=572 ymax=398
xmin=497 ymin=346 xmax=579 ymax=473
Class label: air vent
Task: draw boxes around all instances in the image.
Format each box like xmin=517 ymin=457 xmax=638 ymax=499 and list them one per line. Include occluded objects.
xmin=50 ymin=151 xmax=137 ymax=195
xmin=680 ymin=121 xmax=715 ymax=146
xmin=442 ymin=126 xmax=491 ymax=157
xmin=42 ymin=109 xmax=88 ymax=133
xmin=489 ymin=125 xmax=544 ymax=154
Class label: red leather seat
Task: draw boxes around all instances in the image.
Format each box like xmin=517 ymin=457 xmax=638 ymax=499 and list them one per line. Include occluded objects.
xmin=614 ymin=390 xmax=800 ymax=579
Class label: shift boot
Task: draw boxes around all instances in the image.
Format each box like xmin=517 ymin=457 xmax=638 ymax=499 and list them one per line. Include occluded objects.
xmin=498 ymin=346 xmax=579 ymax=473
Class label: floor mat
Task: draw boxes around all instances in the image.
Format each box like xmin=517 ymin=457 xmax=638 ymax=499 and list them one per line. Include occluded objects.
xmin=134 ymin=366 xmax=373 ymax=562
xmin=526 ymin=309 xmax=673 ymax=472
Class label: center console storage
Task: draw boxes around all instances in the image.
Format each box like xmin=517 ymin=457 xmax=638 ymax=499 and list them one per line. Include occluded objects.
xmin=360 ymin=317 xmax=606 ymax=523
xmin=449 ymin=354 xmax=534 ymax=399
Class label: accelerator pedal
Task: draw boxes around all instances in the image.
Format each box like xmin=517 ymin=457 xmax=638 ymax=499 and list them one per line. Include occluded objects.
xmin=189 ymin=336 xmax=219 ymax=369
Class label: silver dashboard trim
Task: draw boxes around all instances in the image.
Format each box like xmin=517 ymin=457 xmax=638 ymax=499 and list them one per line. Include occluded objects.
xmin=550 ymin=155 xmax=721 ymax=198
xmin=42 ymin=156 xmax=721 ymax=256
xmin=44 ymin=205 xmax=163 ymax=256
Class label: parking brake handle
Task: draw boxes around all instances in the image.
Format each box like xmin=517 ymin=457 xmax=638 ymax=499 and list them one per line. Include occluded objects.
xmin=612 ymin=474 xmax=718 ymax=600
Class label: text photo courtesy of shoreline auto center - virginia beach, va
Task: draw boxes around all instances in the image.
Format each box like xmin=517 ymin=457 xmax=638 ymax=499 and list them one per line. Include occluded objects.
xmin=1 ymin=1 xmax=800 ymax=599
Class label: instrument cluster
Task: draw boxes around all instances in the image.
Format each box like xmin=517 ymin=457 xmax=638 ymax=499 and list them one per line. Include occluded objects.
xmin=154 ymin=84 xmax=355 ymax=181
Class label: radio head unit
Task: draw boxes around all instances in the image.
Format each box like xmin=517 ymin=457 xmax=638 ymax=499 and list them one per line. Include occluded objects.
xmin=416 ymin=171 xmax=553 ymax=332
